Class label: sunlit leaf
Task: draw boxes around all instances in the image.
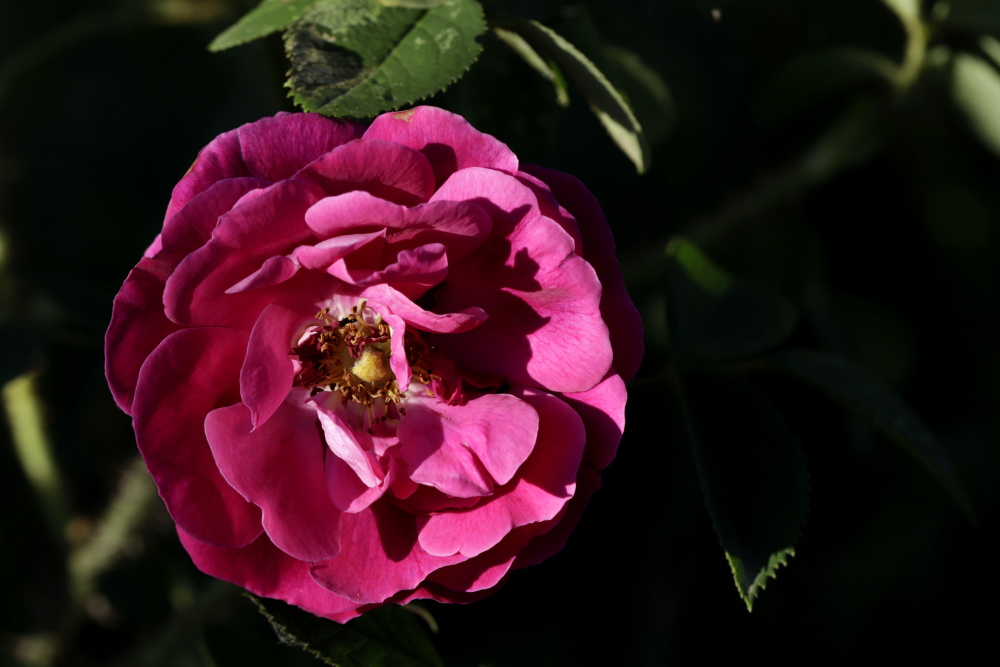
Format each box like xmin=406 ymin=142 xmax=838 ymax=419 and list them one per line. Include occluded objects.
xmin=496 ymin=20 xmax=650 ymax=173
xmin=882 ymin=0 xmax=922 ymax=24
xmin=682 ymin=373 xmax=809 ymax=612
xmin=284 ymin=0 xmax=485 ymax=118
xmin=377 ymin=0 xmax=446 ymax=7
xmin=763 ymin=350 xmax=975 ymax=521
xmin=492 ymin=26 xmax=569 ymax=106
xmin=248 ymin=596 xmax=444 ymax=667
xmin=602 ymin=44 xmax=675 ymax=143
xmin=666 ymin=238 xmax=797 ymax=369
xmin=951 ymin=37 xmax=1000 ymax=158
xmin=209 ymin=0 xmax=323 ymax=52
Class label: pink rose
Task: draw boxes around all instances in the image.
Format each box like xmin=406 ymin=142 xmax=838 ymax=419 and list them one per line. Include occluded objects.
xmin=105 ymin=107 xmax=641 ymax=621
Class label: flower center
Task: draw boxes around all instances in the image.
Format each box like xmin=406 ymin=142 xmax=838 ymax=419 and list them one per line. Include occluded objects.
xmin=293 ymin=304 xmax=402 ymax=405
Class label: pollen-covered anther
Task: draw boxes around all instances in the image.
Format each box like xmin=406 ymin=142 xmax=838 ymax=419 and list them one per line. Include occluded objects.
xmin=293 ymin=304 xmax=400 ymax=406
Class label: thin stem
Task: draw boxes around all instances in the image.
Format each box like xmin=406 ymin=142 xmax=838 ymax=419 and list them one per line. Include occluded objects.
xmin=2 ymin=372 xmax=69 ymax=547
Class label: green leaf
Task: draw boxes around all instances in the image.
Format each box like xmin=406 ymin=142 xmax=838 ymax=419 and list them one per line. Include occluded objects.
xmin=284 ymin=0 xmax=486 ymax=119
xmin=496 ymin=20 xmax=651 ymax=173
xmin=665 ymin=237 xmax=798 ymax=369
xmin=882 ymin=0 xmax=922 ymax=24
xmin=951 ymin=37 xmax=1000 ymax=158
xmin=492 ymin=26 xmax=570 ymax=106
xmin=247 ymin=595 xmax=444 ymax=667
xmin=377 ymin=0 xmax=446 ymax=7
xmin=601 ymin=44 xmax=675 ymax=144
xmin=209 ymin=0 xmax=323 ymax=52
xmin=682 ymin=373 xmax=809 ymax=611
xmin=762 ymin=350 xmax=975 ymax=521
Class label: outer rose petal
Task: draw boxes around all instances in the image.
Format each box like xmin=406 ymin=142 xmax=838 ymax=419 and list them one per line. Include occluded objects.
xmin=106 ymin=261 xmax=180 ymax=414
xmin=163 ymin=178 xmax=326 ymax=328
xmin=205 ymin=398 xmax=342 ymax=563
xmin=309 ymin=503 xmax=464 ymax=604
xmin=522 ymin=164 xmax=644 ymax=381
xmin=166 ymin=113 xmax=363 ymax=220
xmin=363 ymin=107 xmax=519 ymax=185
xmin=178 ymin=529 xmax=362 ymax=622
xmin=132 ymin=329 xmax=262 ymax=548
xmin=562 ymin=372 xmax=628 ymax=471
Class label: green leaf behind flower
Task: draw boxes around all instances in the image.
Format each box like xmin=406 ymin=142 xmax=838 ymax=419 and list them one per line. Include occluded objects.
xmin=950 ymin=37 xmax=1000 ymax=159
xmin=284 ymin=0 xmax=485 ymax=119
xmin=209 ymin=0 xmax=324 ymax=52
xmin=762 ymin=349 xmax=976 ymax=522
xmin=680 ymin=373 xmax=809 ymax=612
xmin=666 ymin=237 xmax=798 ymax=369
xmin=247 ymin=595 xmax=444 ymax=667
xmin=495 ymin=19 xmax=651 ymax=173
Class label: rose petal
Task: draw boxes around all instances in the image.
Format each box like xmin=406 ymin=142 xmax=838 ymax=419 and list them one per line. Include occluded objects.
xmin=164 ymin=178 xmax=325 ymax=328
xmin=132 ymin=328 xmax=262 ymax=547
xmin=157 ymin=177 xmax=269 ymax=266
xmin=363 ymin=106 xmax=519 ymax=185
xmin=297 ymin=139 xmax=436 ymax=205
xmin=308 ymin=503 xmax=463 ymax=604
xmin=167 ymin=113 xmax=363 ymax=220
xmin=431 ymin=168 xmax=613 ymax=392
xmin=205 ymin=398 xmax=342 ymax=563
xmin=416 ymin=388 xmax=583 ymax=558
xmin=178 ymin=529 xmax=362 ymax=622
xmin=313 ymin=398 xmax=384 ymax=489
xmin=396 ymin=392 xmax=540 ymax=499
xmin=106 ymin=260 xmax=181 ymax=414
xmin=522 ymin=164 xmax=644 ymax=381
xmin=240 ymin=300 xmax=316 ymax=429
xmin=561 ymin=371 xmax=627 ymax=471
xmin=305 ymin=191 xmax=493 ymax=262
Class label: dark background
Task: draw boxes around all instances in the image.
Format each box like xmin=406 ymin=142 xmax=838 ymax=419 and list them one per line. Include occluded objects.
xmin=2 ymin=0 xmax=997 ymax=664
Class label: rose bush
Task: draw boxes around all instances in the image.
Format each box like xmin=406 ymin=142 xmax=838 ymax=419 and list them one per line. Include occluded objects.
xmin=106 ymin=107 xmax=642 ymax=621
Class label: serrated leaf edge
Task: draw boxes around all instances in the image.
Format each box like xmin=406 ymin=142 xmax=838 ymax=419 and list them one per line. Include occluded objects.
xmin=284 ymin=0 xmax=486 ymax=119
xmin=726 ymin=547 xmax=796 ymax=612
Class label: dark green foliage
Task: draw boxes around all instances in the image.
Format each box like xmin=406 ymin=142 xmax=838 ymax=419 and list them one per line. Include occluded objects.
xmin=682 ymin=373 xmax=809 ymax=611
xmin=248 ymin=596 xmax=444 ymax=667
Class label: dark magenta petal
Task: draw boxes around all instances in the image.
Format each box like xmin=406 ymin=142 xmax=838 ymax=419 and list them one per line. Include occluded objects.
xmin=562 ymin=372 xmax=627 ymax=471
xmin=297 ymin=139 xmax=436 ymax=205
xmin=163 ymin=179 xmax=325 ymax=328
xmin=415 ymin=388 xmax=584 ymax=558
xmin=205 ymin=397 xmax=343 ymax=563
xmin=240 ymin=300 xmax=315 ymax=429
xmin=522 ymin=164 xmax=644 ymax=381
xmin=511 ymin=464 xmax=602 ymax=570
xmin=363 ymin=106 xmax=519 ymax=186
xmin=105 ymin=260 xmax=181 ymax=414
xmin=178 ymin=529 xmax=362 ymax=622
xmin=132 ymin=328 xmax=262 ymax=547
xmin=167 ymin=113 xmax=363 ymax=221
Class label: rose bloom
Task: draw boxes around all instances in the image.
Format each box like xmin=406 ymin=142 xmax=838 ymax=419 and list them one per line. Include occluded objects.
xmin=106 ymin=107 xmax=641 ymax=621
